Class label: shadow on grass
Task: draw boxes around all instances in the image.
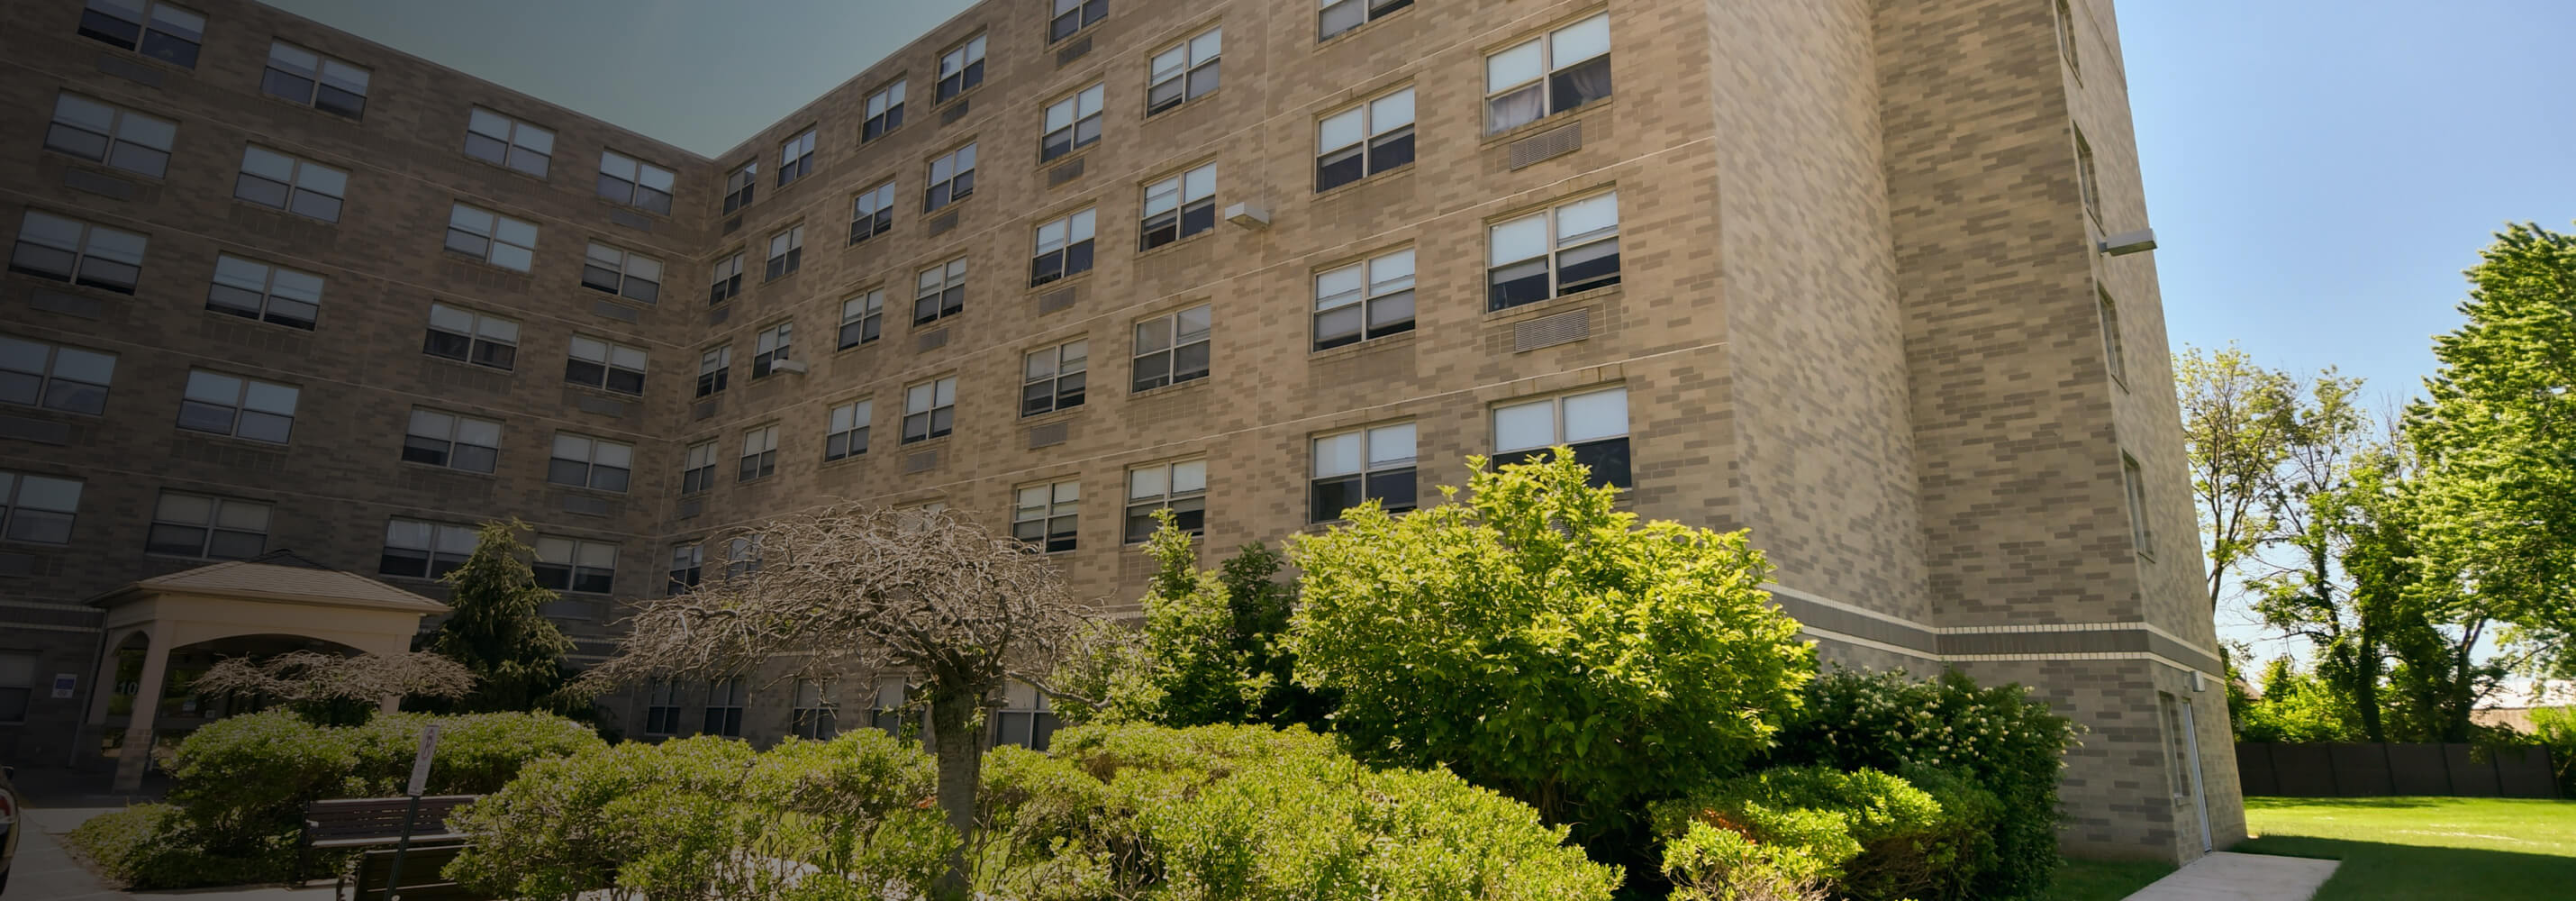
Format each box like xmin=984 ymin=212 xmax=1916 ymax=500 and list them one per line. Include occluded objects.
xmin=2243 ymin=796 xmax=2448 ymax=811
xmin=2048 ymin=857 xmax=2178 ymax=901
xmin=2233 ymin=836 xmax=2576 ymax=901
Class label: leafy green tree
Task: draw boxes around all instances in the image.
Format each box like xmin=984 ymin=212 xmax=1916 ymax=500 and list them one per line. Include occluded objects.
xmin=1052 ymin=516 xmax=1332 ymax=730
xmin=1288 ymin=450 xmax=1813 ymax=840
xmin=2178 ymin=343 xmax=2301 ymax=610
xmin=420 ymin=520 xmax=576 ymax=714
xmin=2230 ymin=656 xmax=2361 ymax=742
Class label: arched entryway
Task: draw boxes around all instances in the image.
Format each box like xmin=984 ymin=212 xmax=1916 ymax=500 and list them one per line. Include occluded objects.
xmin=86 ymin=551 xmax=446 ymax=789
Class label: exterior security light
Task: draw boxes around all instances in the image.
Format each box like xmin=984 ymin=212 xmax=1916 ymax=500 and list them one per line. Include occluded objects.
xmin=1224 ymin=202 xmax=1271 ymax=230
xmin=2100 ymin=228 xmax=2157 ymax=256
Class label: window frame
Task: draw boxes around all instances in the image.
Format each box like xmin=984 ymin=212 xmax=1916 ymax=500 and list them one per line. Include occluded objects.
xmin=1013 ymin=479 xmax=1081 ymax=553
xmin=1021 ymin=338 xmax=1088 ymax=417
xmin=752 ymin=321 xmax=794 ymax=378
xmin=826 ymin=398 xmax=872 ymax=461
xmin=1320 ymin=0 xmax=1413 ymax=41
xmin=1312 ymin=247 xmax=1416 ymax=350
xmin=913 ymin=258 xmax=967 ymax=325
xmin=776 ymin=127 xmax=817 ymax=187
xmin=2100 ymin=287 xmax=2127 ymax=387
xmin=696 ymin=345 xmax=732 ymax=397
xmin=1122 ymin=458 xmax=1207 ymax=543
xmin=902 ymin=376 xmax=957 ymax=444
xmin=765 ymin=224 xmax=805 ymax=280
xmin=1486 ymin=190 xmax=1621 ymax=311
xmin=463 ymin=107 xmax=555 ymax=177
xmin=666 ymin=543 xmax=704 ymax=596
xmin=1310 ymin=422 xmax=1418 ymax=522
xmin=45 ymin=92 xmax=177 ymax=179
xmin=1030 ymin=207 xmax=1096 ymax=286
xmin=1041 ymin=83 xmax=1105 ymax=162
xmin=564 ymin=335 xmax=648 ymax=396
xmin=1483 ymin=13 xmax=1613 ymax=134
xmin=1315 ymin=86 xmax=1416 ymax=192
xmin=722 ymin=160 xmax=757 ymax=214
xmin=177 ymin=369 xmax=297 ymax=444
xmin=234 ymin=145 xmax=348 ymax=223
xmin=1147 ymin=26 xmax=1222 ymax=116
xmin=379 ymin=518 xmax=476 ymax=580
xmin=145 ymin=490 xmax=270 ymax=560
xmin=532 ymin=534 xmax=618 ymax=595
xmin=681 ymin=440 xmax=719 ymax=494
xmin=0 ymin=335 xmax=115 ymax=416
xmin=443 ymin=203 xmax=539 ymax=271
xmin=423 ymin=303 xmax=519 ymax=370
xmin=703 ymin=677 xmax=747 ymax=737
xmin=581 ymin=242 xmax=663 ymax=304
xmin=2123 ymin=452 xmax=2154 ymax=558
xmin=936 ymin=32 xmax=988 ymax=103
xmin=260 ymin=41 xmax=371 ymax=120
xmin=546 ymin=432 xmax=634 ymax=493
xmin=597 ymin=150 xmax=676 ymax=214
xmin=709 ymin=250 xmax=745 ymax=305
xmin=738 ymin=423 xmax=780 ymax=482
xmin=8 ymin=210 xmax=146 ymax=295
xmin=205 ymin=253 xmax=323 ymax=331
xmin=1129 ymin=304 xmax=1211 ymax=393
xmin=863 ymin=80 xmax=907 ymax=142
xmin=839 ymin=289 xmax=886 ymax=350
xmin=0 ymin=470 xmax=83 ymax=546
xmin=1139 ymin=163 xmax=1217 ymax=250
xmin=849 ymin=181 xmax=896 ymax=245
xmin=924 ymin=142 xmax=978 ymax=214
xmin=2075 ymin=127 xmax=2102 ymax=223
xmin=1050 ymin=0 xmax=1107 ymax=43
xmin=1492 ymin=385 xmax=1632 ymax=488
xmin=402 ymin=407 xmax=502 ymax=474
xmin=791 ymin=678 xmax=839 ymax=740
xmin=76 ymin=0 xmax=205 ymax=68
xmin=642 ymin=679 xmax=682 ymax=734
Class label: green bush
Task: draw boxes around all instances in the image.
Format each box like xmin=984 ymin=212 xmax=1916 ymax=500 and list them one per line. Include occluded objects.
xmin=2531 ymin=706 xmax=2576 ymax=797
xmin=1772 ymin=669 xmax=2078 ymax=901
xmin=65 ymin=803 xmax=283 ymax=889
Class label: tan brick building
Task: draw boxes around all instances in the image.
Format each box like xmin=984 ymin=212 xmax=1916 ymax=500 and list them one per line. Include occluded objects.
xmin=0 ymin=0 xmax=2241 ymax=860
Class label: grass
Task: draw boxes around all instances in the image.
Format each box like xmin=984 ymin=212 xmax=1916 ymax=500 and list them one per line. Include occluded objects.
xmin=2236 ymin=796 xmax=2576 ymax=901
xmin=2047 ymin=856 xmax=2177 ymax=901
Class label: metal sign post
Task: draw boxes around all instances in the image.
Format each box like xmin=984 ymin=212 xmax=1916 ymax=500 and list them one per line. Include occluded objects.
xmin=382 ymin=724 xmax=440 ymax=901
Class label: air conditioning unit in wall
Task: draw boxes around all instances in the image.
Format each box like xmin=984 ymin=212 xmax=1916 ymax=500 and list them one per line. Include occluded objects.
xmin=768 ymin=359 xmax=809 ymax=376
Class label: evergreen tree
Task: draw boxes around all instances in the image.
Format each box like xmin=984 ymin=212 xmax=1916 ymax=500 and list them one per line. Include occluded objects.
xmin=420 ymin=520 xmax=576 ymax=714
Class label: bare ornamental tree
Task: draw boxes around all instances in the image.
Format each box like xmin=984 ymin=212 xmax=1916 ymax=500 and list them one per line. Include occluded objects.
xmin=576 ymin=503 xmax=1096 ymax=892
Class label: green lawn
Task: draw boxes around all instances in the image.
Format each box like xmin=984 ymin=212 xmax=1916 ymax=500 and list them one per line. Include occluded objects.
xmin=2048 ymin=857 xmax=2177 ymax=901
xmin=2236 ymin=796 xmax=2576 ymax=901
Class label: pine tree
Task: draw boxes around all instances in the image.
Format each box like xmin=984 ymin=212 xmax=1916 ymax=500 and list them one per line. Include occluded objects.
xmin=421 ymin=519 xmax=576 ymax=714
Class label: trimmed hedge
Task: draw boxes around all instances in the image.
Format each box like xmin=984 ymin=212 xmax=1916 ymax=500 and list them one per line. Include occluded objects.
xmin=1652 ymin=766 xmax=1999 ymax=901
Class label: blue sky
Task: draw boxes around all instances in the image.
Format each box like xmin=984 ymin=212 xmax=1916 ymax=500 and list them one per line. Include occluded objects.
xmin=262 ymin=0 xmax=2576 ymax=660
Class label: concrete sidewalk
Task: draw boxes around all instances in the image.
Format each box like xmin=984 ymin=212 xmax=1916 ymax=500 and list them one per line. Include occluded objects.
xmin=2123 ymin=851 xmax=2340 ymax=901
xmin=13 ymin=805 xmax=336 ymax=901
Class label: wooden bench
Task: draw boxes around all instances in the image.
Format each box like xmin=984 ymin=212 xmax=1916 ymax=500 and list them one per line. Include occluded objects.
xmin=340 ymin=843 xmax=489 ymax=901
xmin=298 ymin=796 xmax=478 ymax=884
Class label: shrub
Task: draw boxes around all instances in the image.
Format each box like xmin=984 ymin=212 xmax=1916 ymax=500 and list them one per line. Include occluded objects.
xmin=1654 ymin=764 xmax=2000 ymax=901
xmin=1772 ymin=669 xmax=2078 ymax=901
xmin=1290 ymin=452 xmax=1813 ymax=839
xmin=2531 ymin=706 xmax=2576 ymax=797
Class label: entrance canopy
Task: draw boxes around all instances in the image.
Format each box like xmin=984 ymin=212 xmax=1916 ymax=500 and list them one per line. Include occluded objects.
xmin=86 ymin=551 xmax=446 ymax=788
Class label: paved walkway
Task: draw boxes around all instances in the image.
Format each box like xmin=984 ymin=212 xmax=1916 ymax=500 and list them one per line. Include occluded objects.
xmin=13 ymin=805 xmax=335 ymax=901
xmin=2123 ymin=851 xmax=2341 ymax=901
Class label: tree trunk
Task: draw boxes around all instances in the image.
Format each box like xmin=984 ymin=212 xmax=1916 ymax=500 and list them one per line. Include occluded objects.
xmin=928 ymin=680 xmax=984 ymax=897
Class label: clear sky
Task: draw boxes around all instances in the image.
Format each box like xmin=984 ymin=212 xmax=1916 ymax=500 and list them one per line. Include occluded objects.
xmin=259 ymin=0 xmax=2576 ymax=660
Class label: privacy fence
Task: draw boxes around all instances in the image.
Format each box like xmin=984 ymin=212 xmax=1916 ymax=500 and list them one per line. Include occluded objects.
xmin=2235 ymin=742 xmax=2560 ymax=798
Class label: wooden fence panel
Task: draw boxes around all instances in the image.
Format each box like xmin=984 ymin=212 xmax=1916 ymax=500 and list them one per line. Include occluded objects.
xmin=2235 ymin=742 xmax=2559 ymax=799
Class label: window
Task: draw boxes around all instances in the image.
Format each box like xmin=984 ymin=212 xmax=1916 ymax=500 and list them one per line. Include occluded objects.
xmin=548 ymin=433 xmax=633 ymax=492
xmin=9 ymin=211 xmax=145 ymax=294
xmin=1487 ymin=191 xmax=1619 ymax=310
xmin=1486 ymin=14 xmax=1612 ymax=134
xmin=850 ymin=182 xmax=895 ymax=244
xmin=1140 ymin=163 xmax=1215 ymax=250
xmin=177 ymin=369 xmax=297 ymax=443
xmin=46 ymin=93 xmax=176 ymax=178
xmin=1123 ymin=459 xmax=1206 ymax=543
xmin=582 ymin=243 xmax=663 ymax=304
xmin=2055 ymin=0 xmax=2081 ymax=76
xmin=826 ymin=399 xmax=871 ymax=460
xmin=0 ymin=336 xmax=114 ymax=415
xmin=2100 ymin=288 xmax=2127 ymax=387
xmin=696 ymin=345 xmax=732 ymax=397
xmin=0 ymin=471 xmax=82 ymax=545
xmin=1131 ymin=305 xmax=1211 ymax=392
xmin=208 ymin=254 xmax=322 ymax=329
xmin=234 ymin=146 xmax=348 ymax=223
xmin=1022 ymin=340 xmax=1088 ymax=416
xmin=1042 ymin=84 xmax=1104 ymax=162
xmin=863 ymin=81 xmax=906 ymax=142
xmin=597 ymin=151 xmax=676 ymax=214
xmin=262 ymin=41 xmax=370 ymax=119
xmin=924 ymin=143 xmax=977 ymax=213
xmin=1313 ymin=248 xmax=1415 ymax=350
xmin=1030 ymin=208 xmax=1096 ymax=286
xmin=681 ymin=441 xmax=718 ymax=493
xmin=378 ymin=518 xmax=475 ymax=579
xmin=403 ymin=408 xmax=501 ymax=473
xmin=145 ymin=492 xmax=268 ymax=560
xmin=1013 ymin=480 xmax=1080 ymax=552
xmin=642 ymin=680 xmax=681 ymax=734
xmin=726 ymin=535 xmax=764 ymax=578
xmin=989 ymin=681 xmax=1058 ymax=750
xmin=777 ymin=128 xmax=817 ymax=187
xmin=1051 ymin=0 xmax=1106 ymax=42
xmin=565 ymin=336 xmax=647 ymax=396
xmin=667 ymin=543 xmax=703 ymax=595
xmin=2075 ymin=128 xmax=2101 ymax=221
xmin=77 ymin=0 xmax=204 ymax=67
xmin=444 ymin=204 xmax=538 ymax=271
xmin=723 ymin=161 xmax=757 ymax=214
xmin=903 ymin=377 xmax=957 ymax=443
xmin=791 ymin=679 xmax=839 ymax=740
xmin=1321 ymin=0 xmax=1410 ymax=41
xmin=1148 ymin=27 xmax=1221 ymax=115
xmin=1311 ymin=423 xmax=1416 ymax=522
xmin=463 ymin=108 xmax=553 ymax=177
xmin=703 ymin=678 xmax=746 ymax=737
xmin=2123 ymin=453 xmax=2154 ymax=557
xmin=739 ymin=424 xmax=779 ymax=481
xmin=424 ymin=304 xmax=518 ymax=369
xmin=869 ymin=678 xmax=914 ymax=734
xmin=913 ymin=258 xmax=966 ymax=325
xmin=534 ymin=535 xmax=617 ymax=593
xmin=1316 ymin=87 xmax=1415 ymax=191
xmin=765 ymin=225 xmax=804 ymax=279
xmin=839 ymin=289 xmax=885 ymax=350
xmin=937 ymin=33 xmax=986 ymax=102
xmin=1493 ymin=386 xmax=1630 ymax=488
xmin=752 ymin=322 xmax=794 ymax=378
xmin=709 ymin=251 xmax=745 ymax=305
xmin=0 ymin=653 xmax=25 ymax=724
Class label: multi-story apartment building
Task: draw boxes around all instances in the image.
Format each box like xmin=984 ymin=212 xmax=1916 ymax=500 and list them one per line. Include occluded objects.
xmin=0 ymin=0 xmax=2240 ymax=861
